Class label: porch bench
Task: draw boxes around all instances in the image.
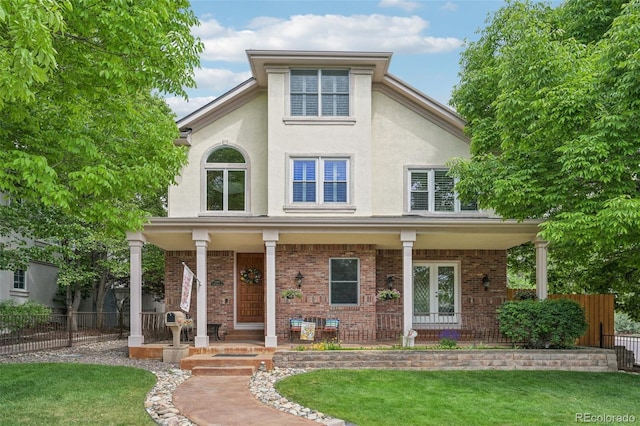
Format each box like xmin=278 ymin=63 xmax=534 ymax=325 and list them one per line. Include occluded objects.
xmin=289 ymin=317 xmax=340 ymax=342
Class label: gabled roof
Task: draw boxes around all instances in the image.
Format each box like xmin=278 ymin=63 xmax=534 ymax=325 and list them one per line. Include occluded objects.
xmin=177 ymin=50 xmax=466 ymax=138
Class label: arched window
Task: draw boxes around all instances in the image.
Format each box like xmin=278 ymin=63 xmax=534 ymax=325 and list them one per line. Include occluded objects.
xmin=204 ymin=146 xmax=247 ymax=212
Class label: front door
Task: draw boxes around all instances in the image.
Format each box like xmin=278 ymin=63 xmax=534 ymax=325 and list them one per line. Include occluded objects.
xmin=413 ymin=262 xmax=459 ymax=325
xmin=236 ymin=253 xmax=265 ymax=324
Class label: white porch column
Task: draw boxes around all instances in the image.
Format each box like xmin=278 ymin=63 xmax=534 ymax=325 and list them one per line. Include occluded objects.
xmin=126 ymin=231 xmax=145 ymax=347
xmin=193 ymin=229 xmax=210 ymax=348
xmin=535 ymin=239 xmax=549 ymax=300
xmin=263 ymin=230 xmax=279 ymax=348
xmin=401 ymin=230 xmax=416 ymax=345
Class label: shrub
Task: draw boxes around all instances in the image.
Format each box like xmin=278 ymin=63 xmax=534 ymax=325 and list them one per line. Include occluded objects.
xmin=498 ymin=299 xmax=588 ymax=348
xmin=438 ymin=329 xmax=460 ymax=348
xmin=615 ymin=312 xmax=640 ymax=334
xmin=0 ymin=300 xmax=52 ymax=332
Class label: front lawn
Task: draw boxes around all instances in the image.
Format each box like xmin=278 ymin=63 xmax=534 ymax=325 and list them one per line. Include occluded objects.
xmin=0 ymin=363 xmax=156 ymax=425
xmin=276 ymin=370 xmax=640 ymax=425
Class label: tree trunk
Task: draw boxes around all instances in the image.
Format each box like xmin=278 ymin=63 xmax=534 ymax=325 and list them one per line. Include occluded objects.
xmin=95 ymin=271 xmax=108 ymax=328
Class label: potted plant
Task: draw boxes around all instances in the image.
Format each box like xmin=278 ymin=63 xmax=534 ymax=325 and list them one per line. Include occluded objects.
xmin=376 ymin=289 xmax=401 ymax=301
xmin=281 ymin=288 xmax=302 ymax=300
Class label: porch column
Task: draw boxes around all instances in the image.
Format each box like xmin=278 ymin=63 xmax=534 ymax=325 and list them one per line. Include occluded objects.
xmin=535 ymin=238 xmax=549 ymax=300
xmin=126 ymin=231 xmax=145 ymax=347
xmin=401 ymin=230 xmax=416 ymax=345
xmin=193 ymin=229 xmax=210 ymax=348
xmin=263 ymin=230 xmax=279 ymax=348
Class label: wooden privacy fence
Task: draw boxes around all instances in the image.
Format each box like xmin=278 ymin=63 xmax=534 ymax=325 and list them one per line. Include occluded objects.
xmin=506 ymin=290 xmax=614 ymax=347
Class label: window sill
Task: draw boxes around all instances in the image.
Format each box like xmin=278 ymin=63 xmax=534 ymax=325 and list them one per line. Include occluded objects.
xmin=283 ymin=117 xmax=356 ymax=126
xmin=284 ymin=204 xmax=356 ymax=213
xmin=198 ymin=211 xmax=254 ymax=217
xmin=404 ymin=211 xmax=488 ymax=217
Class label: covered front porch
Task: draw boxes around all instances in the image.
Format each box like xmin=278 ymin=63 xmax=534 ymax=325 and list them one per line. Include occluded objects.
xmin=126 ymin=217 xmax=546 ymax=350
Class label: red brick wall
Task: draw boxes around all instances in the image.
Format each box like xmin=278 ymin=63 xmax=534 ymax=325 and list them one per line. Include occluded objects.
xmin=164 ymin=247 xmax=507 ymax=342
xmin=276 ymin=244 xmax=377 ymax=340
xmin=376 ymin=249 xmax=508 ymax=333
xmin=165 ymin=250 xmax=235 ymax=335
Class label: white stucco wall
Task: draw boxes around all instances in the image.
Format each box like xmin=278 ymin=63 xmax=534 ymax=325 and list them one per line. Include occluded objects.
xmin=168 ymin=95 xmax=268 ymax=218
xmin=265 ymin=69 xmax=374 ymax=217
xmin=371 ymin=91 xmax=471 ymax=216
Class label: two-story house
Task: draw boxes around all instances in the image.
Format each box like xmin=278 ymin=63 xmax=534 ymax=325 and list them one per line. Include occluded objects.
xmin=126 ymin=50 xmax=547 ymax=350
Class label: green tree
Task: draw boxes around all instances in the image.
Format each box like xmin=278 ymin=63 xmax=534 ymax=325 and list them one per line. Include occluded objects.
xmin=0 ymin=0 xmax=202 ymax=233
xmin=450 ymin=0 xmax=640 ymax=319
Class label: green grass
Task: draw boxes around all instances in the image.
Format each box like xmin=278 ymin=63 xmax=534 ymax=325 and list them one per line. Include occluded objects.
xmin=276 ymin=370 xmax=640 ymax=426
xmin=0 ymin=363 xmax=157 ymax=425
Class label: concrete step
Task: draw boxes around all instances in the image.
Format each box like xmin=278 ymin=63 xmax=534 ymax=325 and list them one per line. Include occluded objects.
xmin=192 ymin=366 xmax=256 ymax=376
xmin=225 ymin=329 xmax=264 ymax=341
xmin=181 ymin=352 xmax=274 ymax=371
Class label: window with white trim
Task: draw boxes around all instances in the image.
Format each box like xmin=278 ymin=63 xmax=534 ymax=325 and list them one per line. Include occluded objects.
xmin=330 ymin=258 xmax=359 ymax=305
xmin=291 ymin=158 xmax=349 ymax=204
xmin=290 ymin=70 xmax=349 ymax=116
xmin=409 ymin=169 xmax=477 ymax=213
xmin=13 ymin=269 xmax=25 ymax=290
xmin=204 ymin=147 xmax=247 ymax=212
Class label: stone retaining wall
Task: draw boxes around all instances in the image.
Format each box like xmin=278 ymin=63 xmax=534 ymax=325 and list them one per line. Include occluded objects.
xmin=273 ymin=348 xmax=618 ymax=372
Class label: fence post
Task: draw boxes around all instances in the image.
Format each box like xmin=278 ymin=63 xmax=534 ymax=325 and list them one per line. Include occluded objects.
xmin=599 ymin=322 xmax=603 ymax=348
xmin=67 ymin=309 xmax=73 ymax=347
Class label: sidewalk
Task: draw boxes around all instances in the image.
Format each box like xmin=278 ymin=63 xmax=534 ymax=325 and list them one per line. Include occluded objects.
xmin=173 ymin=375 xmax=321 ymax=426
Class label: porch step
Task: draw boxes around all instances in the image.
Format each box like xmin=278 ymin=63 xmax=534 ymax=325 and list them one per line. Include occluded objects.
xmin=224 ymin=329 xmax=264 ymax=341
xmin=192 ymin=366 xmax=256 ymax=376
xmin=180 ymin=352 xmax=274 ymax=372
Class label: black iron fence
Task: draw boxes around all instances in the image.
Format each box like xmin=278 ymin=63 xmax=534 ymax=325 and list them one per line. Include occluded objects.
xmin=0 ymin=312 xmax=126 ymax=355
xmin=601 ymin=333 xmax=639 ymax=370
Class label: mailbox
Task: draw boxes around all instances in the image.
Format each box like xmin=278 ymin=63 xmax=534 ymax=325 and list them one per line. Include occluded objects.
xmin=165 ymin=311 xmax=185 ymax=327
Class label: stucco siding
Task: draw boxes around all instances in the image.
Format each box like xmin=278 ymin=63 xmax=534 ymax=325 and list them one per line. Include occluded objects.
xmin=371 ymin=91 xmax=471 ymax=216
xmin=168 ymin=94 xmax=268 ymax=218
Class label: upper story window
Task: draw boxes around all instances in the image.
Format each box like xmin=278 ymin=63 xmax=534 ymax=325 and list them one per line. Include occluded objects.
xmin=290 ymin=70 xmax=349 ymax=117
xmin=408 ymin=169 xmax=478 ymax=213
xmin=204 ymin=147 xmax=247 ymax=212
xmin=13 ymin=269 xmax=25 ymax=290
xmin=291 ymin=157 xmax=349 ymax=204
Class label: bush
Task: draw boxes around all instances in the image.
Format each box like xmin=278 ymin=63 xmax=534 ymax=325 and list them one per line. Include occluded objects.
xmin=615 ymin=312 xmax=640 ymax=334
xmin=0 ymin=300 xmax=52 ymax=332
xmin=498 ymin=299 xmax=588 ymax=348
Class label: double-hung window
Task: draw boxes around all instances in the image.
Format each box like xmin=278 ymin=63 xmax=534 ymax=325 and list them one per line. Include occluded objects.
xmin=292 ymin=158 xmax=349 ymax=204
xmin=204 ymin=147 xmax=247 ymax=212
xmin=290 ymin=70 xmax=349 ymax=117
xmin=13 ymin=269 xmax=25 ymax=290
xmin=409 ymin=168 xmax=477 ymax=213
xmin=330 ymin=258 xmax=359 ymax=305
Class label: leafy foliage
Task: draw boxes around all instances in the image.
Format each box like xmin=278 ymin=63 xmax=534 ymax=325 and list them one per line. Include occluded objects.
xmin=450 ymin=0 xmax=640 ymax=319
xmin=0 ymin=0 xmax=202 ymax=233
xmin=498 ymin=299 xmax=588 ymax=348
xmin=0 ymin=300 xmax=51 ymax=332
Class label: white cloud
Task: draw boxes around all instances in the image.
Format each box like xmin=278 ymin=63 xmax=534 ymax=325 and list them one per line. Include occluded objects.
xmin=194 ymin=14 xmax=463 ymax=62
xmin=165 ymin=96 xmax=217 ymax=120
xmin=194 ymin=68 xmax=252 ymax=92
xmin=441 ymin=2 xmax=458 ymax=12
xmin=378 ymin=0 xmax=421 ymax=12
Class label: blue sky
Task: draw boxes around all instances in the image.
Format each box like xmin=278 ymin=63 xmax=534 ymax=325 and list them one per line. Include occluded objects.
xmin=167 ymin=0 xmax=535 ymax=119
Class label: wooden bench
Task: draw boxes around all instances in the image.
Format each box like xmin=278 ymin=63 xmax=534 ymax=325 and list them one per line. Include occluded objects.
xmin=289 ymin=317 xmax=340 ymax=342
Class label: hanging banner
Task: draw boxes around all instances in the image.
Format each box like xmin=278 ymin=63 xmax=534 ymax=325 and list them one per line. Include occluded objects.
xmin=180 ymin=264 xmax=194 ymax=312
xmin=300 ymin=321 xmax=316 ymax=341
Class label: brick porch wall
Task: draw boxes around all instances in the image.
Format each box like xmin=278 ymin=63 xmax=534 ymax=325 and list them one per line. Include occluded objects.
xmin=376 ymin=249 xmax=508 ymax=338
xmin=164 ymin=247 xmax=507 ymax=342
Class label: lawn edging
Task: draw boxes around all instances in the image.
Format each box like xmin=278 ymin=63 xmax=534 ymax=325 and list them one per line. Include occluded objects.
xmin=273 ymin=348 xmax=618 ymax=372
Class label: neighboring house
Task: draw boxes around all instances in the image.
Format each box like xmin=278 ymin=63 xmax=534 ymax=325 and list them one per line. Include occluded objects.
xmin=0 ymin=194 xmax=59 ymax=310
xmin=126 ymin=50 xmax=547 ymax=349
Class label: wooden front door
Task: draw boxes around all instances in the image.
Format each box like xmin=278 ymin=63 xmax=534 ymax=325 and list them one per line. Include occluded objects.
xmin=236 ymin=253 xmax=265 ymax=323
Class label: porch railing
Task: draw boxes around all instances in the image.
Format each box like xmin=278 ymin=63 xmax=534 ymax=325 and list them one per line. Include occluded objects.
xmin=0 ymin=312 xmax=125 ymax=355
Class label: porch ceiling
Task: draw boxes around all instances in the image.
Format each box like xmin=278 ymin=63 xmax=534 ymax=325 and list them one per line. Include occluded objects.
xmin=139 ymin=216 xmax=541 ymax=252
